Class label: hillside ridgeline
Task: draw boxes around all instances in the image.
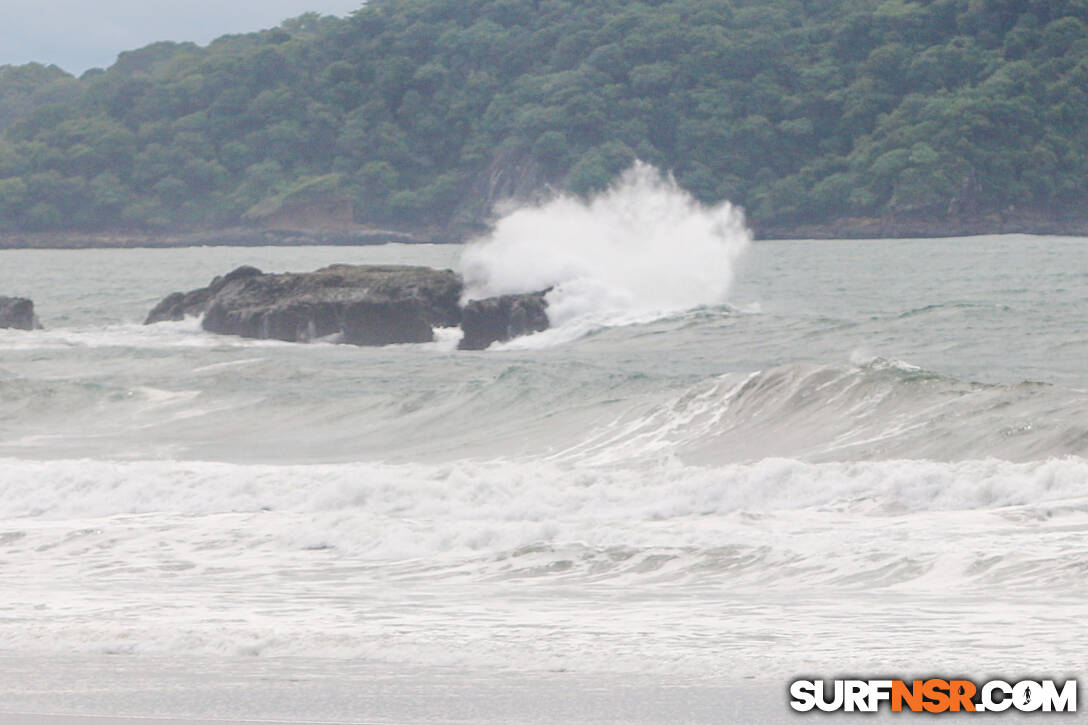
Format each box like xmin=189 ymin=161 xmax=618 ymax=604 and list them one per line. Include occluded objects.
xmin=0 ymin=0 xmax=1085 ymax=240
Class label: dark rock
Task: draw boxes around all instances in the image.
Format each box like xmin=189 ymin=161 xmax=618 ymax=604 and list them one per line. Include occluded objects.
xmin=145 ymin=292 xmax=189 ymax=324
xmin=459 ymin=291 xmax=550 ymax=350
xmin=340 ymin=299 xmax=437 ymax=346
xmin=450 ymin=148 xmax=551 ymax=234
xmin=145 ymin=265 xmax=262 ymax=324
xmin=147 ymin=263 xmax=554 ymax=349
xmin=0 ymin=297 xmax=42 ymax=330
xmin=149 ymin=264 xmax=463 ymax=346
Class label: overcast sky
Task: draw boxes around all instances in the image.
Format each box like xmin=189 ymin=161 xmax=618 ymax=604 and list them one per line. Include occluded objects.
xmin=1 ymin=0 xmax=365 ymax=75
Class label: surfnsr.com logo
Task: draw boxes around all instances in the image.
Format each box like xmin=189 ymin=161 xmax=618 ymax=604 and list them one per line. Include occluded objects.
xmin=790 ymin=679 xmax=1078 ymax=714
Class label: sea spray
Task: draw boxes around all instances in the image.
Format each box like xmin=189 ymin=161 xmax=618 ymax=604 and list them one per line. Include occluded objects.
xmin=461 ymin=163 xmax=751 ymax=339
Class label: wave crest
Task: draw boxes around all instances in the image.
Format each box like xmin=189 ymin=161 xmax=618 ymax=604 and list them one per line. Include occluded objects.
xmin=460 ymin=162 xmax=751 ymax=341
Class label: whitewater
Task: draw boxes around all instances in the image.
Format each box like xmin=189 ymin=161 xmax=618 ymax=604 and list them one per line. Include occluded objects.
xmin=0 ymin=171 xmax=1085 ymax=722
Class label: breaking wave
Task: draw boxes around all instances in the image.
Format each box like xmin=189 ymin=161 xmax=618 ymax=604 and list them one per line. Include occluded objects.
xmin=2 ymin=455 xmax=1087 ymax=554
xmin=460 ymin=162 xmax=751 ymax=343
xmin=1 ymin=348 xmax=1085 ymax=464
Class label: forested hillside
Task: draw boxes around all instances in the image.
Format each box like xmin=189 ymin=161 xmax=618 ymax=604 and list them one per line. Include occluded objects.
xmin=0 ymin=0 xmax=1085 ymax=237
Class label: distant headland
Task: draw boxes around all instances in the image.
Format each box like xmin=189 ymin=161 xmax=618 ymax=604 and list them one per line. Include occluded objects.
xmin=0 ymin=1 xmax=1085 ymax=244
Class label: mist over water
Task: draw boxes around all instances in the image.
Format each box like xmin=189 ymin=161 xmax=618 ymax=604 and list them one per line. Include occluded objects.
xmin=461 ymin=163 xmax=751 ymax=336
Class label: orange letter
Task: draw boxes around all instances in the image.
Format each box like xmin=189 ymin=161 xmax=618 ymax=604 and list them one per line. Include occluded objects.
xmin=892 ymin=680 xmax=924 ymax=712
xmin=949 ymin=680 xmax=977 ymax=712
xmin=923 ymin=679 xmax=951 ymax=713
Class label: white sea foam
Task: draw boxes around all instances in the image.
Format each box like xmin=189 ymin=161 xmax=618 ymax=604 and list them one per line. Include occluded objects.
xmin=1 ymin=456 xmax=1086 ymax=672
xmin=0 ymin=317 xmax=283 ymax=351
xmin=1 ymin=237 xmax=1086 ymax=686
xmin=460 ymin=163 xmax=751 ymax=343
xmin=2 ymin=456 xmax=1086 ymax=556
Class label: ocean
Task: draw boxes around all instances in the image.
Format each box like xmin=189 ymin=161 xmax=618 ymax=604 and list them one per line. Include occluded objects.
xmin=0 ymin=174 xmax=1085 ymax=723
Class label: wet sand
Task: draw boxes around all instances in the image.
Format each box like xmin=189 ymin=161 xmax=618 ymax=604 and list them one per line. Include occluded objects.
xmin=0 ymin=718 xmax=339 ymax=725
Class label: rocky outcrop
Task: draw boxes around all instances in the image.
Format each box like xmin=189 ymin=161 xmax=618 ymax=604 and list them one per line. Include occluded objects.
xmin=458 ymin=291 xmax=550 ymax=350
xmin=145 ymin=265 xmax=262 ymax=323
xmin=147 ymin=264 xmax=463 ymax=346
xmin=0 ymin=297 xmax=42 ymax=330
xmin=446 ymin=149 xmax=553 ymax=237
xmin=146 ymin=264 xmax=553 ymax=348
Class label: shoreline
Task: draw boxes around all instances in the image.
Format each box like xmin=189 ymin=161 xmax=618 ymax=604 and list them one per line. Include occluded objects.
xmin=753 ymin=212 xmax=1088 ymax=240
xmin=1 ymin=216 xmax=1086 ymax=250
xmin=0 ymin=717 xmax=346 ymax=725
xmin=0 ymin=655 xmax=795 ymax=725
xmin=0 ymin=227 xmax=450 ymax=251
